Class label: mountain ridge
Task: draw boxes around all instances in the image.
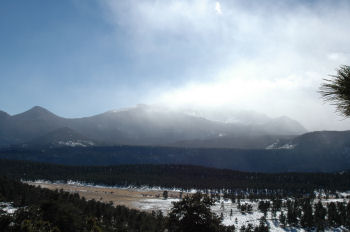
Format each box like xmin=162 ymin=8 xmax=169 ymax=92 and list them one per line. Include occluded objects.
xmin=0 ymin=105 xmax=307 ymax=148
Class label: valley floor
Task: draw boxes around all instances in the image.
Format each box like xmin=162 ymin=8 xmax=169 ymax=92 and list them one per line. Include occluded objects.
xmin=25 ymin=181 xmax=184 ymax=213
xmin=24 ymin=181 xmax=350 ymax=231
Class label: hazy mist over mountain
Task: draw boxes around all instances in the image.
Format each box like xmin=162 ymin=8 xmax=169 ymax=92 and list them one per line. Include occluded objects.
xmin=2 ymin=105 xmax=350 ymax=173
xmin=0 ymin=105 xmax=307 ymax=148
xmin=1 ymin=1 xmax=350 ymax=131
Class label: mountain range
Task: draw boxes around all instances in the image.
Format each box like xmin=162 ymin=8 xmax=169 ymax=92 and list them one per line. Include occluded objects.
xmin=0 ymin=105 xmax=307 ymax=149
xmin=1 ymin=105 xmax=350 ymax=172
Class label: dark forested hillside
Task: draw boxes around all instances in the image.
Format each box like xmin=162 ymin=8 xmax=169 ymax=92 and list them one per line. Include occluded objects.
xmin=1 ymin=143 xmax=349 ymax=172
xmin=1 ymin=159 xmax=349 ymax=193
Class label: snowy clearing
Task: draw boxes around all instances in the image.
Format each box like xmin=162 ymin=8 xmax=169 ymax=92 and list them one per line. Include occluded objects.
xmin=25 ymin=180 xmax=350 ymax=231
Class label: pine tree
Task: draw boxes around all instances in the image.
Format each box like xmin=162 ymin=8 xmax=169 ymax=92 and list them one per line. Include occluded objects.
xmin=336 ymin=202 xmax=346 ymax=227
xmin=327 ymin=202 xmax=338 ymax=227
xmin=300 ymin=199 xmax=313 ymax=228
xmin=163 ymin=190 xmax=168 ymax=200
xmin=167 ymin=192 xmax=223 ymax=232
xmin=279 ymin=211 xmax=286 ymax=227
xmin=345 ymin=202 xmax=350 ymax=229
xmin=314 ymin=201 xmax=327 ymax=231
xmin=320 ymin=65 xmax=350 ymax=117
xmin=287 ymin=200 xmax=297 ymax=226
xmin=255 ymin=216 xmax=269 ymax=232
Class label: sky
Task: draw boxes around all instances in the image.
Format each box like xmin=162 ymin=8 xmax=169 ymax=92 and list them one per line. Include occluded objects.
xmin=1 ymin=0 xmax=350 ymax=131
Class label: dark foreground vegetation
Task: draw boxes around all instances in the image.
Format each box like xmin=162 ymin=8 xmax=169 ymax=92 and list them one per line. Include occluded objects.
xmin=1 ymin=159 xmax=350 ymax=195
xmin=0 ymin=177 xmax=240 ymax=232
xmin=257 ymin=198 xmax=350 ymax=230
xmin=235 ymin=197 xmax=350 ymax=231
xmin=1 ymin=175 xmax=350 ymax=232
xmin=0 ymin=176 xmax=166 ymax=232
xmin=1 ymin=159 xmax=350 ymax=231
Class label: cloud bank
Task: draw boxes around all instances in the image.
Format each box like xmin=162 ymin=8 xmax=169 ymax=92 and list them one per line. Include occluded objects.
xmin=101 ymin=0 xmax=350 ymax=130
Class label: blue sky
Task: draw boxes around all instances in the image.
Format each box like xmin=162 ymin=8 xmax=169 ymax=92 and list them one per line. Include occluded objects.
xmin=1 ymin=0 xmax=350 ymax=130
xmin=0 ymin=1 xmax=148 ymax=115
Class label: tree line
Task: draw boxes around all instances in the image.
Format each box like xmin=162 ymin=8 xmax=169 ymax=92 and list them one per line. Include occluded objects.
xmin=0 ymin=159 xmax=349 ymax=196
xmin=256 ymin=198 xmax=350 ymax=230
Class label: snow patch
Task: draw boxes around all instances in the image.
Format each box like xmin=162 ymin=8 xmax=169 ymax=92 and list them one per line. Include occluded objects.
xmin=57 ymin=140 xmax=94 ymax=147
xmin=133 ymin=198 xmax=179 ymax=213
xmin=0 ymin=202 xmax=18 ymax=214
xmin=24 ymin=179 xmax=199 ymax=193
xmin=266 ymin=141 xmax=296 ymax=150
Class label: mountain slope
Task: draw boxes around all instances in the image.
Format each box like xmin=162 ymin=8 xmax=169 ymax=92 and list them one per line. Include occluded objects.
xmin=69 ymin=105 xmax=230 ymax=145
xmin=257 ymin=116 xmax=307 ymax=135
xmin=0 ymin=106 xmax=67 ymax=145
xmin=0 ymin=110 xmax=10 ymax=120
xmin=267 ymin=130 xmax=350 ymax=151
xmin=1 ymin=137 xmax=350 ymax=172
xmin=0 ymin=105 xmax=307 ymax=148
xmin=172 ymin=134 xmax=295 ymax=149
xmin=183 ymin=108 xmax=307 ymax=135
xmin=26 ymin=127 xmax=98 ymax=148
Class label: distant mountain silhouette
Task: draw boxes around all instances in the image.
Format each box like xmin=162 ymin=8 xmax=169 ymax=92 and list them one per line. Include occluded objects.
xmin=11 ymin=106 xmax=60 ymax=121
xmin=0 ymin=106 xmax=66 ymax=146
xmin=0 ymin=105 xmax=307 ymax=148
xmin=0 ymin=110 xmax=10 ymax=120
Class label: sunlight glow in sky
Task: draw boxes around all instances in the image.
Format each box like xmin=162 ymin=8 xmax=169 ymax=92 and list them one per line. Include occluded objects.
xmin=1 ymin=0 xmax=350 ymax=130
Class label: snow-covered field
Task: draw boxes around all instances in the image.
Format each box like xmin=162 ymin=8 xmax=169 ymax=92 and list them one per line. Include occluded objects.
xmin=26 ymin=179 xmax=198 ymax=193
xmin=133 ymin=198 xmax=266 ymax=227
xmin=133 ymin=198 xmax=179 ymax=214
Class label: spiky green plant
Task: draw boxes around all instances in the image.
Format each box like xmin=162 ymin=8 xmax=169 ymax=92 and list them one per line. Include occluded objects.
xmin=320 ymin=65 xmax=350 ymax=116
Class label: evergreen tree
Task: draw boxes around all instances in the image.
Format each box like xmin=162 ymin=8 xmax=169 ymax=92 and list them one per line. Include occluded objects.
xmin=314 ymin=201 xmax=327 ymax=231
xmin=163 ymin=190 xmax=168 ymax=200
xmin=255 ymin=217 xmax=269 ymax=232
xmin=300 ymin=199 xmax=313 ymax=228
xmin=320 ymin=65 xmax=350 ymax=116
xmin=167 ymin=192 xmax=223 ymax=232
xmin=336 ymin=202 xmax=346 ymax=227
xmin=286 ymin=200 xmax=297 ymax=226
xmin=327 ymin=202 xmax=338 ymax=227
xmin=279 ymin=212 xmax=286 ymax=227
xmin=345 ymin=202 xmax=350 ymax=229
xmin=258 ymin=201 xmax=270 ymax=217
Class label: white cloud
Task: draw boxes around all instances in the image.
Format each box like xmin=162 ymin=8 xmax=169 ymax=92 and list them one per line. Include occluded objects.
xmin=215 ymin=2 xmax=222 ymax=14
xmin=100 ymin=0 xmax=350 ymax=130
